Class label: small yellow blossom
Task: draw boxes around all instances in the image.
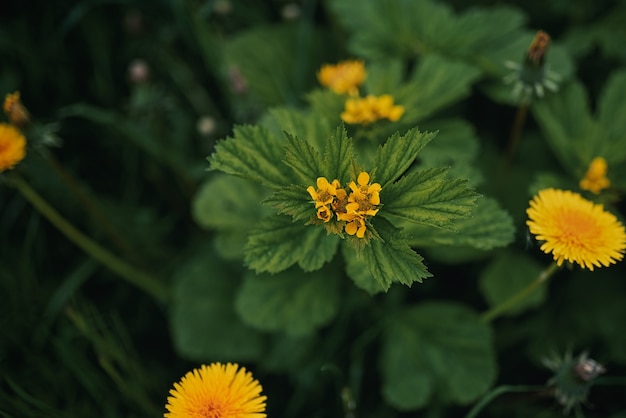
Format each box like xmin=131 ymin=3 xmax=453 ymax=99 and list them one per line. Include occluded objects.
xmin=0 ymin=123 xmax=27 ymax=172
xmin=579 ymin=157 xmax=610 ymax=194
xmin=3 ymin=91 xmax=30 ymax=127
xmin=307 ymin=172 xmax=381 ymax=238
xmin=165 ymin=362 xmax=267 ymax=418
xmin=336 ymin=172 xmax=381 ymax=238
xmin=307 ymin=177 xmax=341 ymax=222
xmin=341 ymin=95 xmax=404 ymax=125
xmin=317 ymin=60 xmax=366 ymax=95
xmin=526 ymin=188 xmax=626 ymax=270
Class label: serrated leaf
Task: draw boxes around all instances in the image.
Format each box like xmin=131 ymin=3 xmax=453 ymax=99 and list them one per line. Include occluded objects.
xmin=192 ymin=174 xmax=267 ymax=230
xmin=403 ymin=198 xmax=515 ymax=250
xmin=358 ymin=217 xmax=430 ymax=291
xmin=263 ymin=185 xmax=312 ymax=222
xmin=209 ymin=125 xmax=293 ymax=188
xmin=342 ymin=241 xmax=385 ymax=294
xmin=170 ymin=247 xmax=264 ymax=361
xmin=235 ymin=266 xmax=341 ymax=336
xmin=380 ymin=302 xmax=496 ymax=409
xmin=245 ymin=215 xmax=339 ymax=273
xmin=283 ymin=132 xmax=325 ymax=185
xmin=323 ymin=125 xmax=357 ymax=184
xmin=260 ymin=107 xmax=334 ymax=152
xmin=372 ymin=128 xmax=437 ymax=188
xmin=283 ymin=125 xmax=356 ymax=186
xmin=479 ymin=251 xmax=546 ymax=316
xmin=383 ymin=168 xmax=478 ymax=229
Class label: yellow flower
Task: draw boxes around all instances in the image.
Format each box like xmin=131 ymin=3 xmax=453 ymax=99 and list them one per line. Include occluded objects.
xmin=579 ymin=157 xmax=610 ymax=194
xmin=317 ymin=60 xmax=366 ymax=95
xmin=307 ymin=177 xmax=342 ymax=222
xmin=3 ymin=91 xmax=30 ymax=127
xmin=0 ymin=123 xmax=27 ymax=172
xmin=336 ymin=172 xmax=381 ymax=238
xmin=526 ymin=188 xmax=626 ymax=270
xmin=340 ymin=94 xmax=404 ymax=125
xmin=165 ymin=362 xmax=267 ymax=418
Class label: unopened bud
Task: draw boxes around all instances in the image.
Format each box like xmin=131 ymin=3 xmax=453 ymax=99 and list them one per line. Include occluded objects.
xmin=129 ymin=59 xmax=150 ymax=84
xmin=3 ymin=91 xmax=31 ymax=127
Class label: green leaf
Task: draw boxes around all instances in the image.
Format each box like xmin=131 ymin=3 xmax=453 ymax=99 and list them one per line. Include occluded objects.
xmin=209 ymin=125 xmax=293 ymax=188
xmin=597 ymin=70 xmax=626 ymax=164
xmin=380 ymin=302 xmax=496 ymax=409
xmin=342 ymin=242 xmax=385 ymax=295
xmin=403 ymin=198 xmax=515 ymax=250
xmin=260 ymin=107 xmax=334 ymax=152
xmin=383 ymin=168 xmax=479 ymax=229
xmin=306 ymin=89 xmax=346 ymax=127
xmin=394 ymin=55 xmax=482 ymax=124
xmin=245 ymin=215 xmax=339 ymax=273
xmin=531 ymin=81 xmax=597 ymax=175
xmin=192 ymin=174 xmax=267 ymax=230
xmin=358 ymin=217 xmax=431 ymax=291
xmin=372 ymin=128 xmax=437 ymax=188
xmin=479 ymin=251 xmax=546 ymax=316
xmin=364 ymin=59 xmax=405 ymax=95
xmin=235 ymin=266 xmax=342 ymax=336
xmin=170 ymin=246 xmax=264 ymax=361
xmin=283 ymin=132 xmax=325 ymax=186
xmin=283 ymin=125 xmax=356 ymax=186
xmin=419 ymin=118 xmax=483 ymax=185
xmin=323 ymin=125 xmax=357 ymax=184
xmin=223 ymin=25 xmax=329 ymax=106
xmin=329 ymin=0 xmax=525 ymax=75
xmin=263 ymin=185 xmax=312 ymax=222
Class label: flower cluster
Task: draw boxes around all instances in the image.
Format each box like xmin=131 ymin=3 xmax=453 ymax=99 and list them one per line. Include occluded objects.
xmin=340 ymin=94 xmax=405 ymax=125
xmin=579 ymin=157 xmax=610 ymax=194
xmin=317 ymin=59 xmax=366 ymax=96
xmin=526 ymin=188 xmax=626 ymax=270
xmin=165 ymin=362 xmax=267 ymax=418
xmin=307 ymin=171 xmax=381 ymax=238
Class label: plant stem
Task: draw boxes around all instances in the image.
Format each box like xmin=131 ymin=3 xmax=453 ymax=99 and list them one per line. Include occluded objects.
xmin=481 ymin=262 xmax=558 ymax=323
xmin=464 ymin=385 xmax=544 ymax=418
xmin=506 ymin=103 xmax=528 ymax=163
xmin=46 ymin=152 xmax=146 ymax=266
xmin=9 ymin=173 xmax=170 ymax=303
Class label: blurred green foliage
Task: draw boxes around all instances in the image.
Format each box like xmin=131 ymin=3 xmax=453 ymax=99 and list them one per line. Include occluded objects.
xmin=2 ymin=0 xmax=626 ymax=417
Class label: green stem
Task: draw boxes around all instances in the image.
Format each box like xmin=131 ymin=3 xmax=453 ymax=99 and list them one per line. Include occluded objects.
xmin=506 ymin=103 xmax=528 ymax=163
xmin=46 ymin=153 xmax=146 ymax=266
xmin=464 ymin=385 xmax=544 ymax=418
xmin=9 ymin=173 xmax=170 ymax=303
xmin=481 ymin=262 xmax=558 ymax=323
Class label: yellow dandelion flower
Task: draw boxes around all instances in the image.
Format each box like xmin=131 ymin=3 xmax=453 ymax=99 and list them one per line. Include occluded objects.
xmin=317 ymin=60 xmax=366 ymax=95
xmin=165 ymin=362 xmax=267 ymax=418
xmin=579 ymin=157 xmax=610 ymax=194
xmin=3 ymin=91 xmax=30 ymax=127
xmin=340 ymin=94 xmax=404 ymax=125
xmin=526 ymin=188 xmax=626 ymax=270
xmin=0 ymin=123 xmax=27 ymax=172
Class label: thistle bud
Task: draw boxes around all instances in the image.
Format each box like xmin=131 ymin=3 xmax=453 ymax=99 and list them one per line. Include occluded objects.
xmin=543 ymin=351 xmax=606 ymax=413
